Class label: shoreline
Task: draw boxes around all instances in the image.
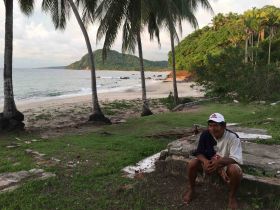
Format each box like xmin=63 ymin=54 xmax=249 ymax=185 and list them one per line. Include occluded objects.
xmin=0 ymin=81 xmax=204 ymax=131
xmin=6 ymin=81 xmax=204 ymax=111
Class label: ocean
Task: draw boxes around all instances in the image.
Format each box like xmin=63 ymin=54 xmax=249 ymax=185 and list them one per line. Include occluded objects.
xmin=0 ymin=68 xmax=168 ymax=104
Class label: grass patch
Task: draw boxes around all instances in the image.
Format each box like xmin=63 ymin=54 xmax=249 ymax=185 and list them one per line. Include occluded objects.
xmin=102 ymin=100 xmax=136 ymax=115
xmin=34 ymin=113 xmax=52 ymax=120
xmin=0 ymin=124 xmax=170 ymax=209
xmin=0 ymin=102 xmax=279 ymax=209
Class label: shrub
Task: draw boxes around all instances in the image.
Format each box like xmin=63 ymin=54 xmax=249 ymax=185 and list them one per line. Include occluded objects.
xmin=193 ymin=47 xmax=280 ymax=102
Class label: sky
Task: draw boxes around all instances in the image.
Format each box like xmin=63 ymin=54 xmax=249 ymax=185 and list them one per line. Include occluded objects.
xmin=0 ymin=0 xmax=279 ymax=68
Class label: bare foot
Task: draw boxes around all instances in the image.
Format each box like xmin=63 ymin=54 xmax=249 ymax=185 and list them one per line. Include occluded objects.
xmin=228 ymin=197 xmax=238 ymax=210
xmin=183 ymin=190 xmax=194 ymax=204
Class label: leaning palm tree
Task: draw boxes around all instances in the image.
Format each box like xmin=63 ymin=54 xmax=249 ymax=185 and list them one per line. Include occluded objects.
xmin=152 ymin=0 xmax=213 ymax=105
xmin=0 ymin=0 xmax=34 ymax=131
xmin=96 ymin=0 xmax=159 ymax=116
xmin=42 ymin=0 xmax=110 ymax=124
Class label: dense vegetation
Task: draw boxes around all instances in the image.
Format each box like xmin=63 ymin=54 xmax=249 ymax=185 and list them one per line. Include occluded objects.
xmin=171 ymin=6 xmax=280 ymax=101
xmin=67 ymin=49 xmax=168 ymax=70
xmin=194 ymin=48 xmax=280 ymax=101
xmin=172 ymin=6 xmax=280 ymax=70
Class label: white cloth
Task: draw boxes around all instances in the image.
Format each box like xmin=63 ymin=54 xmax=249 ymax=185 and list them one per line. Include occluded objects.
xmin=213 ymin=130 xmax=243 ymax=165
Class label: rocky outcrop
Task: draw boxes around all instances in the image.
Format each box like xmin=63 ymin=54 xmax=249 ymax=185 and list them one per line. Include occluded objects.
xmin=164 ymin=71 xmax=192 ymax=82
xmin=0 ymin=169 xmax=55 ymax=193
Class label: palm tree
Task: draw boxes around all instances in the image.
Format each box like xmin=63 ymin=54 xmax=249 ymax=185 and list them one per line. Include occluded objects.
xmin=243 ymin=16 xmax=254 ymax=63
xmin=96 ymin=0 xmax=159 ymax=116
xmin=153 ymin=0 xmax=212 ymax=105
xmin=250 ymin=8 xmax=264 ymax=65
xmin=244 ymin=8 xmax=263 ymax=64
xmin=42 ymin=0 xmax=111 ymax=124
xmin=259 ymin=6 xmax=280 ymax=65
xmin=0 ymin=0 xmax=34 ymax=131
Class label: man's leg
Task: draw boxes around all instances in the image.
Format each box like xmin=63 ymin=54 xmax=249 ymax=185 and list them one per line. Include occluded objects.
xmin=183 ymin=158 xmax=202 ymax=203
xmin=226 ymin=164 xmax=243 ymax=210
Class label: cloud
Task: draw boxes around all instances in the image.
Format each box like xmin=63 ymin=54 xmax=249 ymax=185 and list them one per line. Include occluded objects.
xmin=0 ymin=0 xmax=279 ymax=68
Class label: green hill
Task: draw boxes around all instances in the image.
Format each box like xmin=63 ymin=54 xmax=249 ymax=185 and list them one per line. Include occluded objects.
xmin=67 ymin=49 xmax=168 ymax=70
xmin=170 ymin=5 xmax=280 ymax=70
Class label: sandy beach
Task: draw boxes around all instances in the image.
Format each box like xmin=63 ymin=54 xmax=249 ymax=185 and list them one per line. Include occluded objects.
xmin=1 ymin=81 xmax=204 ymax=132
xmin=13 ymin=81 xmax=203 ymax=109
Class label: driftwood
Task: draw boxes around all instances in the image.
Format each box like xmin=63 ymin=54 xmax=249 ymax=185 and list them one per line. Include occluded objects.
xmin=145 ymin=126 xmax=203 ymax=139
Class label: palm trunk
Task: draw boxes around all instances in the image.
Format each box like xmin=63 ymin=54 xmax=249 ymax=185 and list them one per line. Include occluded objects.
xmin=3 ymin=0 xmax=16 ymax=118
xmin=244 ymin=36 xmax=248 ymax=63
xmin=255 ymin=31 xmax=261 ymax=66
xmin=68 ymin=0 xmax=110 ymax=123
xmin=268 ymin=27 xmax=272 ymax=65
xmin=1 ymin=0 xmax=24 ymax=130
xmin=251 ymin=33 xmax=254 ymax=63
xmin=170 ymin=30 xmax=179 ymax=105
xmin=137 ymin=31 xmax=152 ymax=116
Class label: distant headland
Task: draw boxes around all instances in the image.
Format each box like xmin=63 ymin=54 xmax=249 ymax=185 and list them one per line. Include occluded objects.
xmin=66 ymin=49 xmax=168 ymax=71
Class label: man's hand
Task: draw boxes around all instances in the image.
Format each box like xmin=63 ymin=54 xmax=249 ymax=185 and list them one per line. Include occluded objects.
xmin=197 ymin=155 xmax=224 ymax=174
xmin=205 ymin=154 xmax=224 ymax=173
xmin=201 ymin=159 xmax=212 ymax=172
xmin=205 ymin=159 xmax=219 ymax=173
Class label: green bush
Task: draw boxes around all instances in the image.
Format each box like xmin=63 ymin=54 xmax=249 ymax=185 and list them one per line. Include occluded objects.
xmin=193 ymin=47 xmax=280 ymax=102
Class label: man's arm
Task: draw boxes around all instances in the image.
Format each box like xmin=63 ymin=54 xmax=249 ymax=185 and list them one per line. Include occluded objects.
xmin=196 ymin=154 xmax=211 ymax=171
xmin=217 ymin=157 xmax=237 ymax=167
xmin=196 ymin=154 xmax=209 ymax=164
xmin=194 ymin=131 xmax=217 ymax=172
xmin=207 ymin=157 xmax=237 ymax=173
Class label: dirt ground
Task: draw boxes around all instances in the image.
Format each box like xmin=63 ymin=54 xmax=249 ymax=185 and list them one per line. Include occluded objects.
xmin=23 ymin=99 xmax=170 ymax=138
xmin=121 ymin=171 xmax=279 ymax=210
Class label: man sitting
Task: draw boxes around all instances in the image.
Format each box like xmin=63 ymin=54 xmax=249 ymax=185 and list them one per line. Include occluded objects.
xmin=183 ymin=113 xmax=243 ymax=210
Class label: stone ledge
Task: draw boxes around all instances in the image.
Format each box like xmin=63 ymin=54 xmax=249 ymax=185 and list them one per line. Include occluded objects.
xmin=156 ymin=157 xmax=280 ymax=193
xmin=0 ymin=169 xmax=55 ymax=193
xmin=156 ymin=128 xmax=280 ymax=192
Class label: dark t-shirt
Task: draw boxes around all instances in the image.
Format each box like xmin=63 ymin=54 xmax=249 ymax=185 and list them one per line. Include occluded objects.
xmin=193 ymin=130 xmax=217 ymax=160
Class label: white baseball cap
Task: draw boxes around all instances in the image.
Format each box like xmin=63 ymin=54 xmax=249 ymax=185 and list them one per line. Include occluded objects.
xmin=208 ymin=113 xmax=225 ymax=123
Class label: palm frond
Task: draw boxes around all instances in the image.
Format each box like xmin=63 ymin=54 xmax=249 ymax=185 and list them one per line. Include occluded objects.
xmin=122 ymin=18 xmax=137 ymax=53
xmin=147 ymin=12 xmax=160 ymax=44
xmin=42 ymin=0 xmax=71 ymax=30
xmin=75 ymin=0 xmax=98 ymax=26
xmin=18 ymin=0 xmax=34 ymax=16
xmin=97 ymin=0 xmax=127 ymax=60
